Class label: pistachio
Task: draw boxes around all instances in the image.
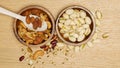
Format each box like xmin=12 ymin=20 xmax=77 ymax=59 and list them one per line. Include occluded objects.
xmin=96 ymin=10 xmax=102 ymax=19
xmin=79 ymin=10 xmax=86 ymax=18
xmin=66 ymin=9 xmax=74 ymax=15
xmin=63 ymin=13 xmax=69 ymax=19
xmin=102 ymin=33 xmax=109 ymax=38
xmin=77 ymin=34 xmax=85 ymax=42
xmin=85 ymin=16 xmax=91 ymax=24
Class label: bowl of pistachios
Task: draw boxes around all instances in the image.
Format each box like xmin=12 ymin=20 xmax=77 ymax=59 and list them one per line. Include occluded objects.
xmin=13 ymin=6 xmax=55 ymax=46
xmin=56 ymin=5 xmax=96 ymax=46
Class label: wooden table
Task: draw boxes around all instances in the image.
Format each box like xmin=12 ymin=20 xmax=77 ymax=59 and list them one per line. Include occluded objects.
xmin=0 ymin=0 xmax=120 ymax=68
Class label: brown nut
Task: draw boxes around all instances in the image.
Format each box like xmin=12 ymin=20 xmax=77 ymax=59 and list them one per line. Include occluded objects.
xmin=26 ymin=15 xmax=31 ymax=24
xmin=32 ymin=19 xmax=38 ymax=29
xmin=30 ymin=17 xmax=35 ymax=23
xmin=35 ymin=18 xmax=42 ymax=27
xmin=32 ymin=50 xmax=44 ymax=60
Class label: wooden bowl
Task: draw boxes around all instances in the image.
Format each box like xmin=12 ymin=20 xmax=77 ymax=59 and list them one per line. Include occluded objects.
xmin=13 ymin=5 xmax=55 ymax=46
xmin=56 ymin=5 xmax=96 ymax=46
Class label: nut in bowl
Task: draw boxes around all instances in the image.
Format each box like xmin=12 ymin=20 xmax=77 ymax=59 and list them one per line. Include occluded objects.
xmin=13 ymin=6 xmax=55 ymax=46
xmin=56 ymin=5 xmax=96 ymax=46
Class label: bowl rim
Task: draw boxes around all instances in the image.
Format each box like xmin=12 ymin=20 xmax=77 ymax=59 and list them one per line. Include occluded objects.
xmin=56 ymin=5 xmax=96 ymax=46
xmin=13 ymin=5 xmax=55 ymax=47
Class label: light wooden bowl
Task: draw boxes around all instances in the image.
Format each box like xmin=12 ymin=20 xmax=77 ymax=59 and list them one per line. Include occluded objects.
xmin=13 ymin=5 xmax=55 ymax=46
xmin=56 ymin=5 xmax=96 ymax=46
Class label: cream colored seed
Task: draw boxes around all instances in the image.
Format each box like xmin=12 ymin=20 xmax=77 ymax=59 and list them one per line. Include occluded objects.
xmin=70 ymin=20 xmax=76 ymax=25
xmin=79 ymin=28 xmax=85 ymax=35
xmin=66 ymin=9 xmax=74 ymax=15
xmin=63 ymin=13 xmax=69 ymax=19
xmin=70 ymin=13 xmax=77 ymax=19
xmin=60 ymin=29 xmax=65 ymax=33
xmin=63 ymin=33 xmax=69 ymax=38
xmin=70 ymin=33 xmax=78 ymax=38
xmin=96 ymin=10 xmax=102 ymax=19
xmin=28 ymin=60 xmax=33 ymax=65
xmin=92 ymin=33 xmax=98 ymax=40
xmin=57 ymin=42 xmax=65 ymax=48
xmin=84 ymin=28 xmax=91 ymax=36
xmin=64 ymin=19 xmax=71 ymax=25
xmin=69 ymin=36 xmax=76 ymax=42
xmin=78 ymin=18 xmax=85 ymax=24
xmin=96 ymin=19 xmax=101 ymax=26
xmin=83 ymin=24 xmax=89 ymax=28
xmin=59 ymin=17 xmax=65 ymax=23
xmin=58 ymin=23 xmax=63 ymax=28
xmin=85 ymin=17 xmax=91 ymax=24
xmin=77 ymin=34 xmax=85 ymax=42
xmin=79 ymin=10 xmax=86 ymax=18
xmin=102 ymin=33 xmax=109 ymax=38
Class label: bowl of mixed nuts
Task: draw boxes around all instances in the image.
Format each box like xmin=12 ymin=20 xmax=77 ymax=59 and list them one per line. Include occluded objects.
xmin=13 ymin=6 xmax=55 ymax=46
xmin=56 ymin=5 xmax=96 ymax=46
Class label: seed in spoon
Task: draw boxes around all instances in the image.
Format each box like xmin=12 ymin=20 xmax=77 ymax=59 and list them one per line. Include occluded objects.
xmin=33 ymin=19 xmax=39 ymax=29
xmin=35 ymin=18 xmax=42 ymax=27
xmin=30 ymin=17 xmax=35 ymax=23
xmin=26 ymin=15 xmax=31 ymax=24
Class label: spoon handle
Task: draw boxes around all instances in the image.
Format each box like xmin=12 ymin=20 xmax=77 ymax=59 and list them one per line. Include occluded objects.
xmin=0 ymin=7 xmax=24 ymax=20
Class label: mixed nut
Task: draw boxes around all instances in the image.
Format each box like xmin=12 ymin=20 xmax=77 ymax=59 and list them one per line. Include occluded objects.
xmin=16 ymin=6 xmax=109 ymax=68
xmin=17 ymin=8 xmax=52 ymax=45
xmin=58 ymin=8 xmax=92 ymax=42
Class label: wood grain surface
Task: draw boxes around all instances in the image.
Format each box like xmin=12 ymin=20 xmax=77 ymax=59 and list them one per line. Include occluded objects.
xmin=0 ymin=0 xmax=120 ymax=68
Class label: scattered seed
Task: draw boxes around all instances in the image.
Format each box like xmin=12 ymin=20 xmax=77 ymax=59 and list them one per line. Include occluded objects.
xmin=102 ymin=33 xmax=109 ymax=38
xmin=96 ymin=10 xmax=102 ymax=19
xmin=27 ymin=47 xmax=33 ymax=53
xmin=19 ymin=56 xmax=25 ymax=61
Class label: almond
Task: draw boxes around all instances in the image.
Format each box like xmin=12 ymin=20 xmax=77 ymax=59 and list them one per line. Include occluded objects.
xmin=26 ymin=15 xmax=31 ymax=24
xmin=35 ymin=18 xmax=42 ymax=27
xmin=32 ymin=19 xmax=38 ymax=29
xmin=30 ymin=17 xmax=35 ymax=23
